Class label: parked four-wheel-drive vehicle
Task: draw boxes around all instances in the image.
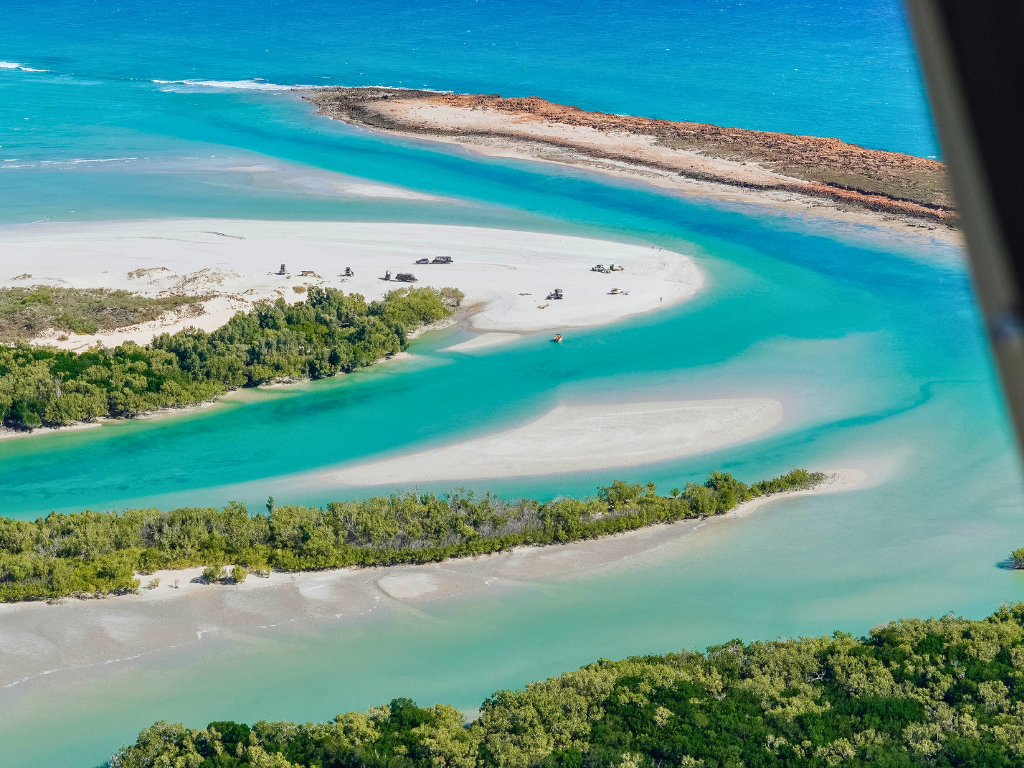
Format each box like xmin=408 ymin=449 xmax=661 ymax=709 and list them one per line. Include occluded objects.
xmin=395 ymin=273 xmax=417 ymax=282
xmin=415 ymin=258 xmax=429 ymax=264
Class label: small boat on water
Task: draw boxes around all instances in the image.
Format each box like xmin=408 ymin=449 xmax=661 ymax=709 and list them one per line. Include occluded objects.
xmin=553 ymin=334 xmax=563 ymax=343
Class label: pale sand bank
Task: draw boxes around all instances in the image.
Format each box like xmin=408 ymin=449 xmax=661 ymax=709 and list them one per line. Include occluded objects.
xmin=441 ymin=332 xmax=526 ymax=352
xmin=321 ymin=398 xmax=784 ymax=485
xmin=0 ymin=219 xmax=702 ymax=352
xmin=0 ymin=469 xmax=865 ymax=693
xmin=717 ymin=468 xmax=866 ymax=520
xmin=0 ymin=421 xmax=102 ymax=442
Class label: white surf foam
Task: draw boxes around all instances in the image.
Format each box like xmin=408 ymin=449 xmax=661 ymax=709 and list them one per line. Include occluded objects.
xmin=153 ymin=78 xmax=316 ymax=91
xmin=0 ymin=61 xmax=48 ymax=72
xmin=69 ymin=157 xmax=138 ymax=164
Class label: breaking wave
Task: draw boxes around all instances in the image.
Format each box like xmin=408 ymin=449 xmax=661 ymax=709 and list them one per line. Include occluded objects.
xmin=152 ymin=78 xmax=316 ymax=92
xmin=0 ymin=61 xmax=49 ymax=72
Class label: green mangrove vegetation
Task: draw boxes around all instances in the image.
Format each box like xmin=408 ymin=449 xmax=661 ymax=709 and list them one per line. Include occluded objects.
xmin=0 ymin=285 xmax=462 ymax=429
xmin=0 ymin=469 xmax=821 ymax=602
xmin=113 ymin=602 xmax=1024 ymax=768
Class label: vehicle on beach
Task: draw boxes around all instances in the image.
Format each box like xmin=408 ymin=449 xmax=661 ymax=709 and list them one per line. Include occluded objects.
xmin=431 ymin=256 xmax=453 ymax=264
xmin=395 ymin=272 xmax=418 ymax=282
xmin=547 ymin=288 xmax=563 ymax=300
xmin=343 ymin=266 xmax=354 ymax=276
xmin=415 ymin=258 xmax=429 ymax=264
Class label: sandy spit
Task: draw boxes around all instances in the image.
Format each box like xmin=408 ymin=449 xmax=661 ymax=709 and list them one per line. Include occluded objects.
xmin=0 ymin=219 xmax=702 ymax=352
xmin=305 ymin=91 xmax=961 ymax=247
xmin=0 ymin=219 xmax=702 ymax=440
xmin=0 ymin=469 xmax=865 ymax=693
xmin=319 ymin=398 xmax=784 ymax=485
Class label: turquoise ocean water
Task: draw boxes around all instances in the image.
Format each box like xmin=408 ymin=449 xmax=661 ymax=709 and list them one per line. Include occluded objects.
xmin=1 ymin=2 xmax=1022 ymax=766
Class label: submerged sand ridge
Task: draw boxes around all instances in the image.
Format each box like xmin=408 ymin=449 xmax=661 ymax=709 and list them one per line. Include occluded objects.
xmin=321 ymin=398 xmax=784 ymax=485
xmin=0 ymin=219 xmax=701 ymax=352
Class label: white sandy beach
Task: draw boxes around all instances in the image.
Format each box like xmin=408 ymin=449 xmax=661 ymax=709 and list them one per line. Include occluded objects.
xmin=321 ymin=398 xmax=784 ymax=485
xmin=0 ymin=468 xmax=865 ymax=693
xmin=0 ymin=219 xmax=702 ymax=352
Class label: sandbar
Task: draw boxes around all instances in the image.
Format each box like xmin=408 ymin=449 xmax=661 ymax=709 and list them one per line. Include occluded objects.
xmin=320 ymin=398 xmax=784 ymax=485
xmin=0 ymin=219 xmax=701 ymax=352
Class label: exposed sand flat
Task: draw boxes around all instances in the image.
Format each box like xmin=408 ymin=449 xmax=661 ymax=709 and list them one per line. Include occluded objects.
xmin=321 ymin=398 xmax=784 ymax=485
xmin=377 ymin=572 xmax=440 ymax=600
xmin=0 ymin=219 xmax=701 ymax=351
xmin=0 ymin=469 xmax=865 ymax=695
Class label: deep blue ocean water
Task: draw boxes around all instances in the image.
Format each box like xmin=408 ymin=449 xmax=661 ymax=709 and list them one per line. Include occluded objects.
xmin=3 ymin=0 xmax=937 ymax=157
xmin=2 ymin=4 xmax=1021 ymax=768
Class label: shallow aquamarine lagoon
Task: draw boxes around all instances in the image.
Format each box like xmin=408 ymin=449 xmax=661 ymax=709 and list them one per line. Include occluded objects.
xmin=1 ymin=2 xmax=1021 ymax=766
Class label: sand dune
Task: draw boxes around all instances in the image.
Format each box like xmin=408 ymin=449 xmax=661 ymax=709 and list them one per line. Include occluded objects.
xmin=321 ymin=398 xmax=784 ymax=485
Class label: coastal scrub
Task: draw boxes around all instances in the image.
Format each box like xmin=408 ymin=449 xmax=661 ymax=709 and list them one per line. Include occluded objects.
xmin=0 ymin=470 xmax=819 ymax=602
xmin=0 ymin=286 xmax=462 ymax=430
xmin=113 ymin=603 xmax=1024 ymax=768
xmin=0 ymin=285 xmax=207 ymax=343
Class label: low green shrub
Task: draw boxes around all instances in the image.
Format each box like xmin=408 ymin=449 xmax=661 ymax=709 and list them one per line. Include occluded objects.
xmin=113 ymin=603 xmax=1024 ymax=768
xmin=0 ymin=469 xmax=820 ymax=602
